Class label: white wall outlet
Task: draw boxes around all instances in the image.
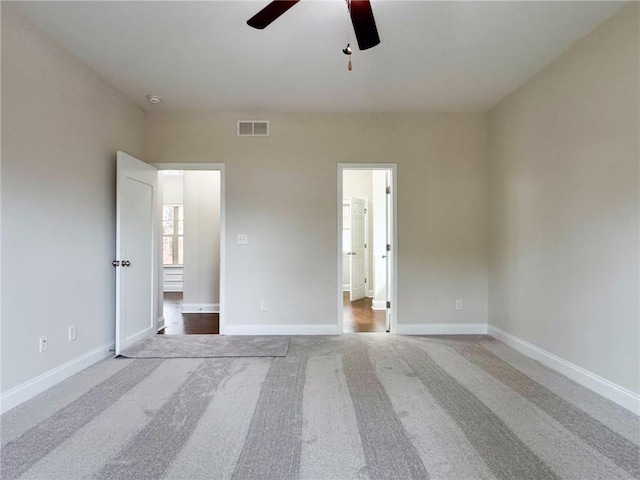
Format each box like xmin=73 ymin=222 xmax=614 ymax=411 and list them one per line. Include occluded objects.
xmin=39 ymin=335 xmax=48 ymax=352
xmin=237 ymin=234 xmax=248 ymax=245
xmin=260 ymin=300 xmax=268 ymax=311
xmin=455 ymin=299 xmax=463 ymax=310
xmin=68 ymin=325 xmax=77 ymax=342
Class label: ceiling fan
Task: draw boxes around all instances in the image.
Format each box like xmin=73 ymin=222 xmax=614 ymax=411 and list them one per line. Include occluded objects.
xmin=247 ymin=0 xmax=381 ymax=51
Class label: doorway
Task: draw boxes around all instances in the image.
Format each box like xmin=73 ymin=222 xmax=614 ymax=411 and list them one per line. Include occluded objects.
xmin=154 ymin=163 xmax=226 ymax=337
xmin=338 ymin=164 xmax=397 ymax=334
xmin=115 ymin=155 xmax=226 ymax=355
xmin=158 ymin=170 xmax=221 ymax=335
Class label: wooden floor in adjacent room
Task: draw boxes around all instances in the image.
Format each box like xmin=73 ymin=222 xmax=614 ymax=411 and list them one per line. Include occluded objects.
xmin=162 ymin=292 xmax=384 ymax=334
xmin=343 ymin=292 xmax=387 ymax=333
xmin=160 ymin=292 xmax=219 ymax=335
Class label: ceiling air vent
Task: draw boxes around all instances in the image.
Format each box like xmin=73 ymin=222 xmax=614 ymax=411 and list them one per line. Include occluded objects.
xmin=237 ymin=121 xmax=270 ymax=137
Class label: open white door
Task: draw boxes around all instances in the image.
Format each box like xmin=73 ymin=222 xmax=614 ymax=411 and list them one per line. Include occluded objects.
xmin=385 ymin=173 xmax=392 ymax=332
xmin=115 ymin=151 xmax=157 ymax=355
xmin=350 ymin=197 xmax=367 ymax=301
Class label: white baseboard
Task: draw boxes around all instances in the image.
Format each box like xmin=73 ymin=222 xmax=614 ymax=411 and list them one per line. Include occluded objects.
xmin=342 ymin=284 xmax=349 ymax=292
xmin=156 ymin=316 xmax=165 ymax=332
xmin=397 ymin=323 xmax=488 ymax=335
xmin=488 ymin=325 xmax=640 ymax=415
xmin=371 ymin=300 xmax=387 ymax=310
xmin=0 ymin=342 xmax=114 ymax=415
xmin=367 ymin=290 xmax=374 ymax=298
xmin=181 ymin=303 xmax=219 ymax=314
xmin=222 ymin=324 xmax=341 ymax=335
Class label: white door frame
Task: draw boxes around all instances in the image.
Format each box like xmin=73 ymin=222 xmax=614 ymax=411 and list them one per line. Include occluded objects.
xmin=152 ymin=163 xmax=227 ymax=335
xmin=338 ymin=164 xmax=398 ymax=334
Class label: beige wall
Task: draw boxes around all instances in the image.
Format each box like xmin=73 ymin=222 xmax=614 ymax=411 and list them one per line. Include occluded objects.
xmin=488 ymin=4 xmax=639 ymax=393
xmin=183 ymin=171 xmax=221 ymax=307
xmin=146 ymin=112 xmax=488 ymax=331
xmin=1 ymin=8 xmax=146 ymax=394
xmin=162 ymin=172 xmax=184 ymax=205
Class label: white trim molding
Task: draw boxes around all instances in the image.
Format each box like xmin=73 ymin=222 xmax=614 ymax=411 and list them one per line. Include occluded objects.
xmin=343 ymin=284 xmax=350 ymax=292
xmin=156 ymin=316 xmax=165 ymax=332
xmin=0 ymin=342 xmax=114 ymax=414
xmin=371 ymin=300 xmax=387 ymax=311
xmin=488 ymin=325 xmax=640 ymax=415
xmin=181 ymin=303 xmax=219 ymax=314
xmin=223 ymin=324 xmax=341 ymax=336
xmin=397 ymin=323 xmax=488 ymax=335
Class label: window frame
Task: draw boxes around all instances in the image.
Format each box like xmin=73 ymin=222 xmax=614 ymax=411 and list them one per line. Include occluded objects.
xmin=162 ymin=204 xmax=184 ymax=266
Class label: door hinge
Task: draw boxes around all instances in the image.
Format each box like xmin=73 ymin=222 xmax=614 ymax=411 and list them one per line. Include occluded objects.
xmin=386 ymin=301 xmax=391 ymax=308
xmin=386 ymin=186 xmax=391 ymax=194
xmin=386 ymin=244 xmax=391 ymax=252
xmin=365 ymin=277 xmax=367 ymax=283
xmin=364 ymin=208 xmax=367 ymax=214
xmin=364 ymin=243 xmax=367 ymax=249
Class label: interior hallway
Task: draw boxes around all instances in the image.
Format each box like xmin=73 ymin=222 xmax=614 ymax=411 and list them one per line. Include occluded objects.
xmin=160 ymin=292 xmax=219 ymax=335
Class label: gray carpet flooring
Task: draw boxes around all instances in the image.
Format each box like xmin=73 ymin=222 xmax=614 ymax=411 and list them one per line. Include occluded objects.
xmin=120 ymin=334 xmax=290 ymax=358
xmin=1 ymin=334 xmax=638 ymax=480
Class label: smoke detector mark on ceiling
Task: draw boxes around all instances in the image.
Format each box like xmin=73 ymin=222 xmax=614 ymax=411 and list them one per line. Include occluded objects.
xmin=237 ymin=121 xmax=269 ymax=137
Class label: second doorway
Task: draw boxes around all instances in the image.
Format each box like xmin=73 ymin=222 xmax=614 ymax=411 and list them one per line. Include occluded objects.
xmin=341 ymin=167 xmax=394 ymax=333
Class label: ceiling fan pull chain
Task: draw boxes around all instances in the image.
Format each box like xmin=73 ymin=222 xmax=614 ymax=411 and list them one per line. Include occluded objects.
xmin=343 ymin=44 xmax=353 ymax=71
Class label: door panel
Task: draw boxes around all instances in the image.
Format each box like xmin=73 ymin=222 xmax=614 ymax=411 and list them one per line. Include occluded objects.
xmin=350 ymin=197 xmax=366 ymax=301
xmin=116 ymin=152 xmax=157 ymax=355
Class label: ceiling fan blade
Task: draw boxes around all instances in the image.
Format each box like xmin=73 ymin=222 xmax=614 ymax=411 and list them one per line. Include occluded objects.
xmin=247 ymin=0 xmax=300 ymax=29
xmin=350 ymin=0 xmax=380 ymax=50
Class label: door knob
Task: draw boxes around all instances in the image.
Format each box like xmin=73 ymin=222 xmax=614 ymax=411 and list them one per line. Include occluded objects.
xmin=123 ymin=260 xmax=131 ymax=267
xmin=112 ymin=260 xmax=120 ymax=267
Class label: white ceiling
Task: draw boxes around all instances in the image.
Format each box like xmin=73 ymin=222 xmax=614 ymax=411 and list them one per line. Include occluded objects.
xmin=9 ymin=1 xmax=625 ymax=113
